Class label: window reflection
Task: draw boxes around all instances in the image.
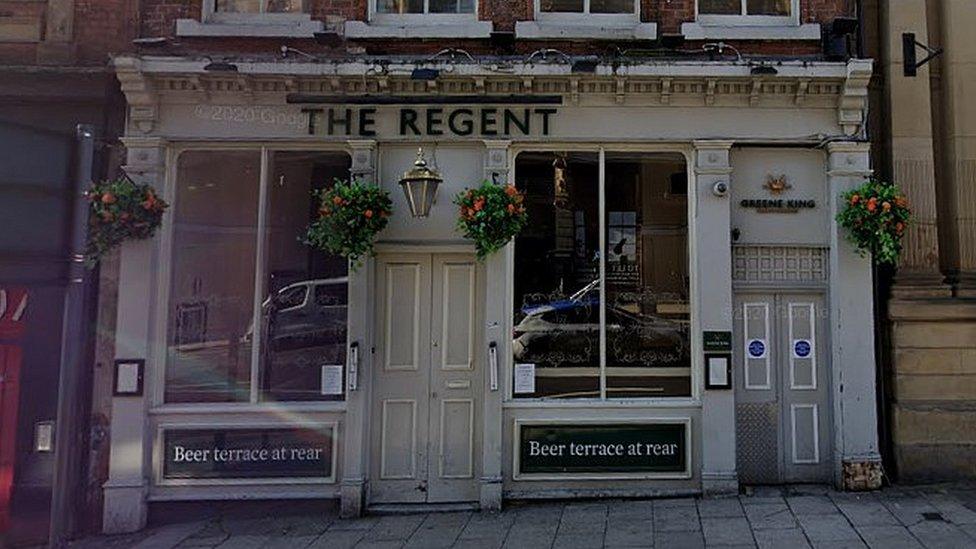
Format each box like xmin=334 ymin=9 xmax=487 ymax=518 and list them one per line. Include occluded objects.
xmin=259 ymin=152 xmax=351 ymax=402
xmin=513 ymin=152 xmax=601 ymax=399
xmin=167 ymin=151 xmax=260 ymax=403
xmin=604 ymin=153 xmax=690 ymax=397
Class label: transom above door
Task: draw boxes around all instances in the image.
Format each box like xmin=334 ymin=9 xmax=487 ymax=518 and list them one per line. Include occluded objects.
xmin=370 ymin=253 xmax=483 ymax=504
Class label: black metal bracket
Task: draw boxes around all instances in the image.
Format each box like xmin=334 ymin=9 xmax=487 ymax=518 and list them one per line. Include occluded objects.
xmin=903 ymin=32 xmax=944 ymax=77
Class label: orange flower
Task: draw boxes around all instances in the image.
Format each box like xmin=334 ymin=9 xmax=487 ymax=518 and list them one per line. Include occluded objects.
xmin=473 ymin=199 xmax=485 ymax=211
xmin=850 ymin=194 xmax=860 ymax=206
xmin=882 ymin=201 xmax=891 ymax=212
xmin=102 ymin=192 xmax=117 ymax=204
xmin=141 ymin=194 xmax=157 ymax=210
xmin=895 ymin=196 xmax=909 ymax=208
xmin=504 ymin=185 xmax=518 ymax=197
xmin=332 ymin=195 xmax=343 ymax=206
xmin=364 ymin=209 xmax=374 ymax=219
xmin=867 ymin=202 xmax=877 ymax=213
xmin=319 ymin=207 xmax=331 ymax=217
xmin=896 ymin=222 xmax=905 ymax=233
xmin=507 ymin=203 xmax=516 ymax=214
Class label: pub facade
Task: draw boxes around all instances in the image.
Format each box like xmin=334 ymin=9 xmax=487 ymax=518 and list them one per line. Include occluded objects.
xmin=103 ymin=0 xmax=881 ymax=533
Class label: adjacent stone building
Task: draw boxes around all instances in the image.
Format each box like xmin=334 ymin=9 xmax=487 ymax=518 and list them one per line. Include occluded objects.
xmin=863 ymin=0 xmax=976 ymax=481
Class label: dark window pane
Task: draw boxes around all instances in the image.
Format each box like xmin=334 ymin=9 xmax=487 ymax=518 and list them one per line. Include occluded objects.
xmin=747 ymin=0 xmax=790 ymax=15
xmin=604 ymin=153 xmax=691 ymax=398
xmin=591 ymin=0 xmax=634 ymax=14
xmin=698 ymin=0 xmax=740 ymax=15
xmin=376 ymin=0 xmax=424 ymax=13
xmin=259 ymin=151 xmax=351 ymax=402
xmin=167 ymin=151 xmax=261 ymax=403
xmin=540 ymin=0 xmax=584 ymax=13
xmin=513 ymin=152 xmax=600 ymax=399
xmin=430 ymin=0 xmax=475 ymax=13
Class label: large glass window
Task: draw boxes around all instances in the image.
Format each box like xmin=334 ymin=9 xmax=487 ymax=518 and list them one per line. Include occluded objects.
xmin=699 ymin=0 xmax=791 ymax=16
xmin=512 ymin=151 xmax=691 ymax=400
xmin=166 ymin=150 xmax=351 ymax=404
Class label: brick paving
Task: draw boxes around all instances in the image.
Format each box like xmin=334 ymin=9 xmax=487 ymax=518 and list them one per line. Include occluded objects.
xmin=70 ymin=484 xmax=976 ymax=549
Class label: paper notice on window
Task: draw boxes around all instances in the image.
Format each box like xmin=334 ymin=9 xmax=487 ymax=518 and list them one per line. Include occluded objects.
xmin=116 ymin=362 xmax=141 ymax=394
xmin=514 ymin=363 xmax=536 ymax=394
xmin=320 ymin=365 xmax=344 ymax=395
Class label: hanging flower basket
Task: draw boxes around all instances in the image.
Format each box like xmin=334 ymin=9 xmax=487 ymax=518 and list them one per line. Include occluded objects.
xmin=305 ymin=179 xmax=392 ymax=268
xmin=454 ymin=181 xmax=528 ymax=261
xmin=836 ymin=179 xmax=912 ymax=265
xmin=85 ymin=178 xmax=168 ymax=265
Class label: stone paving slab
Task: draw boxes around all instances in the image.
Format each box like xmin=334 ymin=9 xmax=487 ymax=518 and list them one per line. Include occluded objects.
xmin=69 ymin=485 xmax=976 ymax=549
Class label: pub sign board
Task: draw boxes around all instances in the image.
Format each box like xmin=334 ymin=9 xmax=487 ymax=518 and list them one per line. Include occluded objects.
xmin=516 ymin=421 xmax=690 ymax=478
xmin=162 ymin=426 xmax=335 ymax=481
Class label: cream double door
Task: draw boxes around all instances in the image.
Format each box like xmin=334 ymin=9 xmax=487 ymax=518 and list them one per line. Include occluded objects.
xmin=370 ymin=253 xmax=483 ymax=504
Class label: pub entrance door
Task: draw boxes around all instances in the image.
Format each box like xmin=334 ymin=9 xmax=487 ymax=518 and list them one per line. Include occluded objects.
xmin=369 ymin=253 xmax=483 ymax=504
xmin=733 ymin=292 xmax=832 ymax=484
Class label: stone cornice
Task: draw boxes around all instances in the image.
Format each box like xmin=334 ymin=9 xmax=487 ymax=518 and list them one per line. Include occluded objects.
xmin=111 ymin=55 xmax=874 ymax=137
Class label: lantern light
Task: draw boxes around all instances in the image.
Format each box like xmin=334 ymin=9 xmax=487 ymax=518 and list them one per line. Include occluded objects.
xmin=398 ymin=148 xmax=442 ymax=218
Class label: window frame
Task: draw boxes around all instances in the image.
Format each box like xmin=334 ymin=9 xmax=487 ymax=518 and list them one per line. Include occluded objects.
xmin=369 ymin=0 xmax=480 ymax=26
xmin=505 ymin=145 xmax=699 ymax=406
xmin=696 ymin=0 xmax=800 ymax=27
xmin=533 ymin=0 xmax=640 ymax=26
xmin=154 ymin=144 xmax=354 ymax=410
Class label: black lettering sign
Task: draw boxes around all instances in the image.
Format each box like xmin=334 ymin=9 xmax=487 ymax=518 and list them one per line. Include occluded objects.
xmin=740 ymin=198 xmax=816 ymax=213
xmin=519 ymin=423 xmax=687 ymax=475
xmin=400 ymin=108 xmax=421 ymax=136
xmin=163 ymin=427 xmax=333 ymax=480
xmin=305 ymin=107 xmax=557 ymax=137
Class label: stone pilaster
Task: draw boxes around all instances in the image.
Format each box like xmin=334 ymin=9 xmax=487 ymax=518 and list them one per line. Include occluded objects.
xmin=693 ymin=140 xmax=738 ymax=495
xmin=826 ymin=142 xmax=883 ymax=489
xmin=940 ymin=0 xmax=976 ymax=297
xmin=882 ymin=0 xmax=950 ymax=298
xmin=101 ymin=137 xmax=166 ymax=534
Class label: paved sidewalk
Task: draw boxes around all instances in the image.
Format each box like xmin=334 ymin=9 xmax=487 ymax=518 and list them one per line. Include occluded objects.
xmin=71 ymin=484 xmax=976 ymax=549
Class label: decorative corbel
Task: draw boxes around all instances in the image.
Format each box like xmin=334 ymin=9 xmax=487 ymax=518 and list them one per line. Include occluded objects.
xmin=660 ymin=77 xmax=672 ymax=105
xmin=113 ymin=56 xmax=159 ymax=134
xmin=795 ymin=78 xmax=809 ymax=106
xmin=705 ymin=78 xmax=717 ymax=106
xmin=749 ymin=78 xmax=762 ymax=107
xmin=838 ymin=59 xmax=873 ymax=136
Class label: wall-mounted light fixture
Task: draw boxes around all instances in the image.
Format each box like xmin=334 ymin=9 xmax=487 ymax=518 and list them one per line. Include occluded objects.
xmin=399 ymin=148 xmax=443 ymax=218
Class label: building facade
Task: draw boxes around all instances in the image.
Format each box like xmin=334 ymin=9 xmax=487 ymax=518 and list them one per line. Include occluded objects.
xmin=103 ymin=0 xmax=880 ymax=534
xmin=863 ymin=0 xmax=976 ymax=481
xmin=0 ymin=0 xmax=134 ymax=545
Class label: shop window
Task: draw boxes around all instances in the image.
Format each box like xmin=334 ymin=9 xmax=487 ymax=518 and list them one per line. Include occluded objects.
xmin=166 ymin=150 xmax=351 ymax=404
xmin=513 ymin=151 xmax=691 ymax=400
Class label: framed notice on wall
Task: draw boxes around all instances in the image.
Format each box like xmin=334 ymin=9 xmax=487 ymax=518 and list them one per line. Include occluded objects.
xmin=158 ymin=425 xmax=337 ymax=483
xmin=514 ymin=419 xmax=691 ymax=480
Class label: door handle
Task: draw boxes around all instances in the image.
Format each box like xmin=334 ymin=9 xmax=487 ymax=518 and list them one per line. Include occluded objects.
xmin=488 ymin=341 xmax=498 ymax=392
xmin=347 ymin=341 xmax=359 ymax=391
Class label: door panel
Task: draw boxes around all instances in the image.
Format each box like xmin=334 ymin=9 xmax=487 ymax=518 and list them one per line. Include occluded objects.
xmin=735 ymin=292 xmax=830 ymax=484
xmin=371 ymin=256 xmax=431 ymax=503
xmin=370 ymin=253 xmax=481 ymax=504
xmin=427 ymin=255 xmax=482 ymax=502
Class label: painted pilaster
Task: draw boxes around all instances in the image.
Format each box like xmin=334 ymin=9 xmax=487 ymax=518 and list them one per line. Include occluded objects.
xmin=101 ymin=138 xmax=166 ymax=533
xmin=37 ymin=0 xmax=76 ymax=64
xmin=826 ymin=142 xmax=882 ymax=490
xmin=939 ymin=0 xmax=976 ymax=296
xmin=341 ymin=140 xmax=377 ymax=518
xmin=881 ymin=0 xmax=950 ymax=298
xmin=479 ymin=140 xmax=510 ymax=511
xmin=693 ymin=140 xmax=738 ymax=495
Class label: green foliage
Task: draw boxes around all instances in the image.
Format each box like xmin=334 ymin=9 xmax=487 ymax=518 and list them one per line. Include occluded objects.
xmin=305 ymin=179 xmax=392 ymax=268
xmin=836 ymin=179 xmax=912 ymax=265
xmin=86 ymin=178 xmax=168 ymax=266
xmin=454 ymin=181 xmax=528 ymax=261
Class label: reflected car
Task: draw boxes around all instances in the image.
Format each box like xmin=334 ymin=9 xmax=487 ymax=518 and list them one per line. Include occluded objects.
xmin=247 ymin=278 xmax=349 ymax=351
xmin=512 ymin=280 xmax=688 ymax=366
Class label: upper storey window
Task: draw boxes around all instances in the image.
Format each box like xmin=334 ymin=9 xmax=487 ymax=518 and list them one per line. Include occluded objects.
xmin=697 ymin=0 xmax=797 ymax=24
xmin=375 ymin=0 xmax=475 ymax=14
xmin=215 ymin=0 xmax=305 ymax=13
xmin=539 ymin=0 xmax=637 ymax=15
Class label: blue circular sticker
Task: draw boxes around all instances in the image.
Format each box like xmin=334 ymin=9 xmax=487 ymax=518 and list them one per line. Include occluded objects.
xmin=794 ymin=340 xmax=812 ymax=358
xmin=747 ymin=339 xmax=766 ymax=358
